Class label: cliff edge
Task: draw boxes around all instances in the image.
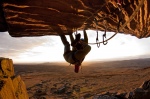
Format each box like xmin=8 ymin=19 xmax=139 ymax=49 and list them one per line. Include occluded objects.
xmin=0 ymin=58 xmax=29 ymax=99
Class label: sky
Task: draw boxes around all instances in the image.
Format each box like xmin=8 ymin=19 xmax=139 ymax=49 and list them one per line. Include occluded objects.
xmin=1 ymin=30 xmax=150 ymax=64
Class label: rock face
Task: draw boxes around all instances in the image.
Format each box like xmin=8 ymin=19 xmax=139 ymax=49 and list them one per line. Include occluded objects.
xmin=0 ymin=58 xmax=29 ymax=99
xmin=130 ymin=80 xmax=150 ymax=99
xmin=0 ymin=0 xmax=149 ymax=38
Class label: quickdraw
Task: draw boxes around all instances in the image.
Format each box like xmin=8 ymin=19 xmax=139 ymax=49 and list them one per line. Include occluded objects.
xmin=88 ymin=0 xmax=145 ymax=46
xmin=102 ymin=19 xmax=108 ymax=45
xmin=88 ymin=0 xmax=123 ymax=47
xmin=94 ymin=18 xmax=101 ymax=48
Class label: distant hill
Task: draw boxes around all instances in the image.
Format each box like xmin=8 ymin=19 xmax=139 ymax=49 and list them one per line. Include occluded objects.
xmin=88 ymin=58 xmax=150 ymax=68
xmin=14 ymin=58 xmax=150 ymax=74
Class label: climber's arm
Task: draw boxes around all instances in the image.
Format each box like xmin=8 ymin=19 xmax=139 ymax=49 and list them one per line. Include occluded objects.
xmin=69 ymin=34 xmax=74 ymax=44
xmin=83 ymin=30 xmax=88 ymax=43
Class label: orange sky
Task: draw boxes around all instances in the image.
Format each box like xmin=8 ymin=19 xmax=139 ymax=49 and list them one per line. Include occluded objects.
xmin=1 ymin=30 xmax=150 ymax=63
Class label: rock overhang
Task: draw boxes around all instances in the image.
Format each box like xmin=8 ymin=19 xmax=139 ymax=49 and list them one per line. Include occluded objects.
xmin=0 ymin=0 xmax=149 ymax=38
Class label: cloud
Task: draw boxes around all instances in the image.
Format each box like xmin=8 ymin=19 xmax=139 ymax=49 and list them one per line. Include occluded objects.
xmin=1 ymin=30 xmax=150 ymax=63
xmin=0 ymin=32 xmax=57 ymax=58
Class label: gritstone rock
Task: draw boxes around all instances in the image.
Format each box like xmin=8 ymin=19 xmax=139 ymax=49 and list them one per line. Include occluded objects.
xmin=0 ymin=58 xmax=29 ymax=99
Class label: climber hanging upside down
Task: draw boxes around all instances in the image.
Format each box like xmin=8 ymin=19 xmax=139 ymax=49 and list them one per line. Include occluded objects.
xmin=59 ymin=29 xmax=91 ymax=73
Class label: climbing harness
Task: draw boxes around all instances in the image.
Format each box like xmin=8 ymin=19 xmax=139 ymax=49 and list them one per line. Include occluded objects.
xmin=67 ymin=0 xmax=145 ymax=73
xmin=71 ymin=51 xmax=84 ymax=73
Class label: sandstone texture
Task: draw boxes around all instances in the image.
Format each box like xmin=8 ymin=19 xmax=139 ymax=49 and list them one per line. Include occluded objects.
xmin=0 ymin=0 xmax=149 ymax=38
xmin=0 ymin=58 xmax=29 ymax=99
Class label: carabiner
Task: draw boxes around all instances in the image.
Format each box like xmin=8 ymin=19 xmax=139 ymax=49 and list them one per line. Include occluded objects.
xmin=96 ymin=38 xmax=100 ymax=48
xmin=102 ymin=29 xmax=108 ymax=45
xmin=97 ymin=42 xmax=100 ymax=48
xmin=103 ymin=34 xmax=108 ymax=45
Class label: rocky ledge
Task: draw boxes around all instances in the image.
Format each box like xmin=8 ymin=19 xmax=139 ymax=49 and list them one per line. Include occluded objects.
xmin=0 ymin=58 xmax=28 ymax=99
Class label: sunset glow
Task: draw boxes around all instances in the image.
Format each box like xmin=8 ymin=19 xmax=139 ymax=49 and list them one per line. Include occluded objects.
xmin=0 ymin=31 xmax=150 ymax=63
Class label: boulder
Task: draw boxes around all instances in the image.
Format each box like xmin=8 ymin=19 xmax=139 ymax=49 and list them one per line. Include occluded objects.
xmin=0 ymin=58 xmax=14 ymax=77
xmin=0 ymin=58 xmax=29 ymax=99
xmin=12 ymin=75 xmax=29 ymax=99
xmin=0 ymin=78 xmax=16 ymax=99
xmin=131 ymin=80 xmax=150 ymax=99
xmin=140 ymin=80 xmax=150 ymax=90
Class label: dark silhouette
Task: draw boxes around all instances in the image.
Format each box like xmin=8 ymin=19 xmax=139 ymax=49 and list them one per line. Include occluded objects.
xmin=59 ymin=30 xmax=91 ymax=73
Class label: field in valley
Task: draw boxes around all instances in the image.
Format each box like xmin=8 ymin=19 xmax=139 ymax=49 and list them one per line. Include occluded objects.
xmin=14 ymin=58 xmax=150 ymax=99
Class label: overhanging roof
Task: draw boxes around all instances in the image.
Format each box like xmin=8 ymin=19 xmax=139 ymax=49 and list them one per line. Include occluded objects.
xmin=0 ymin=0 xmax=149 ymax=38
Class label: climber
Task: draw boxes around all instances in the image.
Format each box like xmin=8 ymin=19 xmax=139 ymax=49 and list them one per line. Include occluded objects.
xmin=59 ymin=29 xmax=91 ymax=73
